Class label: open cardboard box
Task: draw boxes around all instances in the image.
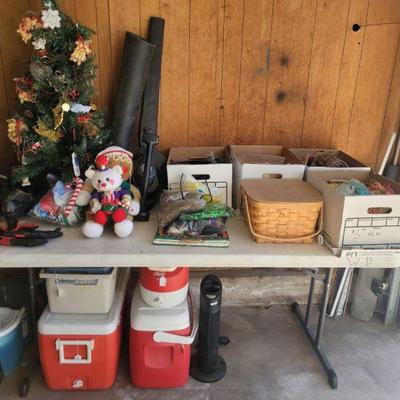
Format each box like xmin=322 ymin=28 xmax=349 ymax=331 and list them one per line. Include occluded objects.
xmin=167 ymin=146 xmax=232 ymax=206
xmin=230 ymin=145 xmax=305 ymax=209
xmin=289 ymin=148 xmax=370 ymax=180
xmin=308 ymin=169 xmax=400 ymax=252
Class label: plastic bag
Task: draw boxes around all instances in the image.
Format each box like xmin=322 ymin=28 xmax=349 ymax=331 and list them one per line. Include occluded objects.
xmin=167 ymin=218 xmax=226 ymax=237
xmin=158 ymin=190 xmax=206 ymax=229
xmin=30 ymin=180 xmax=83 ymax=226
xmin=179 ymin=202 xmax=235 ymax=220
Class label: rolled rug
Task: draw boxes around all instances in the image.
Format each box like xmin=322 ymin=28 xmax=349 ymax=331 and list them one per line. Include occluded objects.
xmin=112 ymin=32 xmax=155 ymax=150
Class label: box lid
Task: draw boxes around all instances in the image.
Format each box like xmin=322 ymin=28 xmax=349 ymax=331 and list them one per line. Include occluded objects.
xmin=241 ymin=179 xmax=323 ymax=204
xmin=38 ymin=268 xmax=129 ymax=336
xmin=130 ymin=287 xmax=189 ymax=332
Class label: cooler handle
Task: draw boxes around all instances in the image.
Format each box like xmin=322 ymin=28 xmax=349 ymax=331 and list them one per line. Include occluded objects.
xmin=153 ymin=288 xmax=199 ymax=345
xmin=55 ymin=339 xmax=94 ymax=364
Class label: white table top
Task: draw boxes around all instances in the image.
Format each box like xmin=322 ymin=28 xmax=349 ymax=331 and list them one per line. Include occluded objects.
xmin=0 ymin=212 xmax=399 ymax=269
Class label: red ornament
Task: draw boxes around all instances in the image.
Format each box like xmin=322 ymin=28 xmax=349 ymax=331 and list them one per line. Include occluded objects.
xmin=37 ymin=49 xmax=47 ymax=58
xmin=69 ymin=89 xmax=79 ymax=100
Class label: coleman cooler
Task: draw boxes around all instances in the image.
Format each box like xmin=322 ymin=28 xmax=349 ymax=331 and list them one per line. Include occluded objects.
xmin=139 ymin=267 xmax=189 ymax=308
xmin=40 ymin=267 xmax=117 ymax=314
xmin=129 ymin=286 xmax=198 ymax=388
xmin=38 ymin=268 xmax=129 ymax=390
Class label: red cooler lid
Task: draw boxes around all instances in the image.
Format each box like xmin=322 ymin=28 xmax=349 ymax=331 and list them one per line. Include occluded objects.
xmin=139 ymin=267 xmax=189 ymax=293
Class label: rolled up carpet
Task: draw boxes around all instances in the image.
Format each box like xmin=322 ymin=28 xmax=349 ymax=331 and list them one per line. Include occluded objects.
xmin=112 ymin=32 xmax=155 ymax=150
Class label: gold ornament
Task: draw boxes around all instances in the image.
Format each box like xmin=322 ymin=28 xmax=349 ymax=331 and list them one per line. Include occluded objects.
xmin=34 ymin=120 xmax=62 ymax=142
xmin=90 ymin=103 xmax=97 ymax=111
xmin=53 ymin=104 xmax=65 ymax=130
xmin=7 ymin=118 xmax=28 ymax=145
xmin=70 ymin=38 xmax=92 ymax=65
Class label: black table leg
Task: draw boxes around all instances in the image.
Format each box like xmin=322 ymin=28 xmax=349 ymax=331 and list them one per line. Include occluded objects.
xmin=291 ymin=268 xmax=338 ymax=389
xmin=18 ymin=268 xmax=37 ymax=398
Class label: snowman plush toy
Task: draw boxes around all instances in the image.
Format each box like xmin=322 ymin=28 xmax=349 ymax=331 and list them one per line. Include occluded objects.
xmin=82 ymin=154 xmax=140 ymax=238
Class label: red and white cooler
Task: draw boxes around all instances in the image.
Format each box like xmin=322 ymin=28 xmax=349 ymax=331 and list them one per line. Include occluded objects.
xmin=139 ymin=267 xmax=189 ymax=308
xmin=129 ymin=286 xmax=198 ymax=388
xmin=38 ymin=268 xmax=129 ymax=391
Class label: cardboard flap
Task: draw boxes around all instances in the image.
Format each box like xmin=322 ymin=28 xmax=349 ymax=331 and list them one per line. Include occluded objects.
xmin=241 ymin=179 xmax=323 ymax=203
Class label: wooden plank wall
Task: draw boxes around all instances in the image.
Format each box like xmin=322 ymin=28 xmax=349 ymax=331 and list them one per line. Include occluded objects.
xmin=0 ymin=0 xmax=400 ymax=174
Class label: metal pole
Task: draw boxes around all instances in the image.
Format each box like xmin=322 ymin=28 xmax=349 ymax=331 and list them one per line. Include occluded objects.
xmin=305 ymin=275 xmax=315 ymax=327
xmin=316 ymin=268 xmax=332 ymax=347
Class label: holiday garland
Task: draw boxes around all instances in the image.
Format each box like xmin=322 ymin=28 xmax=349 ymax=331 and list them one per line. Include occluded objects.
xmin=7 ymin=0 xmax=110 ymax=185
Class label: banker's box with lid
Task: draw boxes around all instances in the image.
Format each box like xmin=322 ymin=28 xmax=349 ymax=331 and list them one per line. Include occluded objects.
xmin=38 ymin=268 xmax=129 ymax=390
xmin=241 ymin=179 xmax=323 ymax=243
xmin=40 ymin=267 xmax=117 ymax=314
xmin=129 ymin=287 xmax=197 ymax=388
xmin=308 ymin=169 xmax=400 ymax=251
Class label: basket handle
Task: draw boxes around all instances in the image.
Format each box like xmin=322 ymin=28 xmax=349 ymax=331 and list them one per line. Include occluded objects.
xmin=242 ymin=194 xmax=323 ymax=242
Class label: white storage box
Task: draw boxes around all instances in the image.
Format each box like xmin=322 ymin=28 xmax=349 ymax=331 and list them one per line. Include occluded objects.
xmin=230 ymin=145 xmax=305 ymax=209
xmin=289 ymin=148 xmax=369 ymax=180
xmin=167 ymin=147 xmax=232 ymax=207
xmin=40 ymin=268 xmax=118 ymax=314
xmin=308 ymin=169 xmax=400 ymax=250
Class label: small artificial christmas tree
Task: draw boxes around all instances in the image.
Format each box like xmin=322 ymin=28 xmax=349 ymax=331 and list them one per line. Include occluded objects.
xmin=7 ymin=0 xmax=110 ymax=187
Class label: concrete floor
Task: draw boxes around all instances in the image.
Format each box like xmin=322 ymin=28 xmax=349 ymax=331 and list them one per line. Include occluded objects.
xmin=1 ymin=305 xmax=400 ymax=400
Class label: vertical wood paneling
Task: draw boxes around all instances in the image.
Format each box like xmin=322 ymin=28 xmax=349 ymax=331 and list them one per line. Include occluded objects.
xmin=367 ymin=0 xmax=400 ymax=24
xmin=188 ymin=0 xmax=224 ymax=146
xmin=140 ymin=0 xmax=160 ymax=36
xmin=346 ymin=24 xmax=400 ymax=167
xmin=58 ymin=0 xmax=77 ymax=20
xmin=75 ymin=0 xmax=102 ymax=106
xmin=219 ymin=0 xmax=244 ymax=145
xmin=302 ymin=0 xmax=350 ymax=148
xmin=376 ymin=40 xmax=400 ymax=169
xmin=159 ymin=0 xmax=190 ymax=149
xmin=0 ymin=0 xmax=32 ymax=111
xmin=263 ymin=0 xmax=316 ymax=147
xmin=330 ymin=0 xmax=369 ymax=150
xmin=236 ymin=0 xmax=273 ymax=144
xmin=0 ymin=44 xmax=13 ymax=174
xmin=1 ymin=0 xmax=400 ymax=172
xmin=109 ymin=0 xmax=140 ymax=100
xmin=95 ymin=0 xmax=113 ymax=111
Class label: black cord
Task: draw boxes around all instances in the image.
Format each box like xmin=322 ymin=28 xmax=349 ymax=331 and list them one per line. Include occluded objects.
xmin=179 ymin=173 xmax=185 ymax=199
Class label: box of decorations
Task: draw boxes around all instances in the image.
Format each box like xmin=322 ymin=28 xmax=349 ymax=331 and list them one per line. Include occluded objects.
xmin=289 ymin=148 xmax=369 ymax=180
xmin=308 ymin=169 xmax=400 ymax=251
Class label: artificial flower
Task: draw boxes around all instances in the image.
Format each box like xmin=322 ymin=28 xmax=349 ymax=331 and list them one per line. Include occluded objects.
xmin=17 ymin=15 xmax=43 ymax=43
xmin=77 ymin=113 xmax=93 ymax=125
xmin=17 ymin=91 xmax=36 ymax=104
xmin=70 ymin=37 xmax=92 ymax=65
xmin=32 ymin=37 xmax=46 ymax=50
xmin=42 ymin=6 xmax=61 ymax=29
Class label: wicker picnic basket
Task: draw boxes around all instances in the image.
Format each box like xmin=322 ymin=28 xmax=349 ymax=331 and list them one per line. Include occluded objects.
xmin=241 ymin=179 xmax=323 ymax=244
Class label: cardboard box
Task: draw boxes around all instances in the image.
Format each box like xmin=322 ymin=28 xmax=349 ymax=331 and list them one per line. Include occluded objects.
xmin=289 ymin=148 xmax=370 ymax=180
xmin=167 ymin=147 xmax=232 ymax=206
xmin=308 ymin=169 xmax=400 ymax=251
xmin=230 ymin=145 xmax=305 ymax=209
